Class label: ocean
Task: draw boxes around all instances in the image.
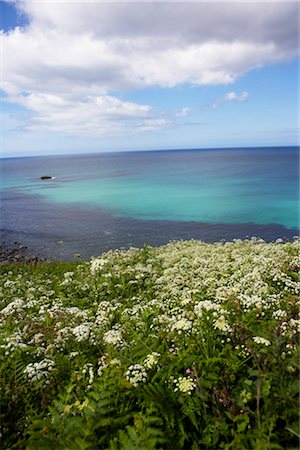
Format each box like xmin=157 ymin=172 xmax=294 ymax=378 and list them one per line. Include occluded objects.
xmin=0 ymin=147 xmax=299 ymax=260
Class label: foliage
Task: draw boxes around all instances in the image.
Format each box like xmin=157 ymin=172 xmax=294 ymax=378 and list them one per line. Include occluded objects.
xmin=0 ymin=238 xmax=299 ymax=449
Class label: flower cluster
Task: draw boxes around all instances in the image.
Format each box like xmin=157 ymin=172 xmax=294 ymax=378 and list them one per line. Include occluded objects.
xmin=252 ymin=336 xmax=271 ymax=346
xmin=173 ymin=376 xmax=196 ymax=394
xmin=0 ymin=332 xmax=27 ymax=355
xmin=213 ymin=315 xmax=232 ymax=333
xmin=171 ymin=318 xmax=193 ymax=334
xmin=103 ymin=327 xmax=124 ymax=347
xmin=124 ymin=364 xmax=147 ymax=387
xmin=144 ymin=352 xmax=160 ymax=369
xmin=24 ymin=359 xmax=55 ymax=383
xmin=82 ymin=363 xmax=94 ymax=389
xmin=72 ymin=324 xmax=90 ymax=342
xmin=90 ymin=257 xmax=108 ymax=274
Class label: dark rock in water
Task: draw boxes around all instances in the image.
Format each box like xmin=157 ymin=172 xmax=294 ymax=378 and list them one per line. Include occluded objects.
xmin=40 ymin=176 xmax=53 ymax=180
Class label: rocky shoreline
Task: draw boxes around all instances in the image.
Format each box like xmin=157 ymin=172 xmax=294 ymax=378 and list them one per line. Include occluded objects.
xmin=0 ymin=242 xmax=47 ymax=264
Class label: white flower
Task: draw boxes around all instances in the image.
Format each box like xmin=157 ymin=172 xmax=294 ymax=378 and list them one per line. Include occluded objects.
xmin=97 ymin=354 xmax=109 ymax=376
xmin=110 ymin=358 xmax=122 ymax=367
xmin=28 ymin=333 xmax=44 ymax=345
xmin=90 ymin=257 xmax=107 ymax=274
xmin=72 ymin=324 xmax=90 ymax=342
xmin=4 ymin=280 xmax=15 ymax=288
xmin=103 ymin=329 xmax=123 ymax=346
xmin=253 ymin=336 xmax=271 ymax=346
xmin=144 ymin=352 xmax=160 ymax=369
xmin=289 ymin=318 xmax=300 ymax=333
xmin=82 ymin=363 xmax=94 ymax=389
xmin=194 ymin=301 xmax=220 ymax=317
xmin=60 ymin=272 xmax=74 ymax=286
xmin=66 ymin=307 xmax=81 ymax=315
xmin=173 ymin=376 xmax=196 ymax=394
xmin=1 ymin=299 xmax=24 ymax=316
xmin=24 ymin=358 xmax=55 ymax=383
xmin=272 ymin=309 xmax=287 ymax=320
xmin=56 ymin=327 xmax=72 ymax=341
xmin=64 ymin=272 xmax=74 ymax=278
xmin=0 ymin=332 xmax=27 ymax=355
xmin=125 ymin=364 xmax=147 ymax=387
xmin=171 ymin=318 xmax=192 ymax=333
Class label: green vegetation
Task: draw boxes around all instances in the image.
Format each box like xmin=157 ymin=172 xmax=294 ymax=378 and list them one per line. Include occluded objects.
xmin=0 ymin=239 xmax=299 ymax=449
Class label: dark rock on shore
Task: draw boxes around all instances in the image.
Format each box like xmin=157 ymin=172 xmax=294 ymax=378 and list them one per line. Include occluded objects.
xmin=0 ymin=242 xmax=47 ymax=264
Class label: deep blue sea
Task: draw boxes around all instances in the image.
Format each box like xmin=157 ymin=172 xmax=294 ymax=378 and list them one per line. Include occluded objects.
xmin=0 ymin=147 xmax=299 ymax=260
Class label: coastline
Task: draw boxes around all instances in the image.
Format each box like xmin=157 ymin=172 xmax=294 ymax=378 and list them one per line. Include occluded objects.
xmin=0 ymin=242 xmax=47 ymax=264
xmin=1 ymin=233 xmax=299 ymax=265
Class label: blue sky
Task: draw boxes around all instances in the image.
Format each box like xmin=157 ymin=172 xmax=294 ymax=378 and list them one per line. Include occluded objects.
xmin=0 ymin=1 xmax=299 ymax=156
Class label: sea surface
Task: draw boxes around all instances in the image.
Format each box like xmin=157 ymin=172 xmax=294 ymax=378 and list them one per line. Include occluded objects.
xmin=0 ymin=147 xmax=299 ymax=260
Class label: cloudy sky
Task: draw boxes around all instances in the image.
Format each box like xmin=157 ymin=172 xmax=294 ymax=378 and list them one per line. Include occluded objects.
xmin=0 ymin=1 xmax=299 ymax=156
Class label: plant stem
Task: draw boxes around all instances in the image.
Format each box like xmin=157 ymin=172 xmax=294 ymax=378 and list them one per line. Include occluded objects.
xmin=256 ymin=377 xmax=261 ymax=424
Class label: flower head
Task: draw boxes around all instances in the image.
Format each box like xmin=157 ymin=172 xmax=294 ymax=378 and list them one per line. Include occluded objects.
xmin=173 ymin=376 xmax=196 ymax=394
xmin=253 ymin=336 xmax=271 ymax=346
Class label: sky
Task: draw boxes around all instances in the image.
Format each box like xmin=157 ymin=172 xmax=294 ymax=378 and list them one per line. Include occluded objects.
xmin=0 ymin=0 xmax=299 ymax=157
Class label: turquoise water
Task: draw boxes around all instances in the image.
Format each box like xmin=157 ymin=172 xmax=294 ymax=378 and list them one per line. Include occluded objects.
xmin=1 ymin=147 xmax=299 ymax=230
xmin=32 ymin=174 xmax=297 ymax=228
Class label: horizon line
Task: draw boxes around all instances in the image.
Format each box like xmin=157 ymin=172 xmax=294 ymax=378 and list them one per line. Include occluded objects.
xmin=1 ymin=144 xmax=299 ymax=160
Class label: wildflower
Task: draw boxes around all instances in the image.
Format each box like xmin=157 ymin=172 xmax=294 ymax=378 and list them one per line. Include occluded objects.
xmin=272 ymin=309 xmax=287 ymax=320
xmin=103 ymin=328 xmax=123 ymax=347
xmin=97 ymin=354 xmax=109 ymax=376
xmin=1 ymin=332 xmax=27 ymax=355
xmin=82 ymin=363 xmax=94 ymax=389
xmin=4 ymin=279 xmax=15 ymax=288
xmin=144 ymin=352 xmax=160 ymax=369
xmin=110 ymin=358 xmax=122 ymax=367
xmin=28 ymin=333 xmax=44 ymax=345
xmin=60 ymin=272 xmax=74 ymax=286
xmin=64 ymin=272 xmax=74 ymax=278
xmin=57 ymin=327 xmax=72 ymax=341
xmin=173 ymin=376 xmax=196 ymax=394
xmin=125 ymin=364 xmax=147 ymax=387
xmin=213 ymin=315 xmax=232 ymax=332
xmin=194 ymin=300 xmax=220 ymax=317
xmin=72 ymin=324 xmax=90 ymax=342
xmin=1 ymin=299 xmax=24 ymax=316
xmin=253 ymin=336 xmax=271 ymax=346
xmin=90 ymin=257 xmax=107 ymax=274
xmin=171 ymin=318 xmax=192 ymax=333
xmin=24 ymin=358 xmax=55 ymax=383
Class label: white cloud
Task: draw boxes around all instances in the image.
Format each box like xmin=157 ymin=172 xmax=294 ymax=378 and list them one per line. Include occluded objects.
xmin=1 ymin=1 xmax=298 ymax=137
xmin=137 ymin=118 xmax=171 ymax=133
xmin=224 ymin=91 xmax=249 ymax=102
xmin=4 ymin=92 xmax=158 ymax=136
xmin=176 ymin=107 xmax=191 ymax=117
xmin=212 ymin=91 xmax=249 ymax=109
